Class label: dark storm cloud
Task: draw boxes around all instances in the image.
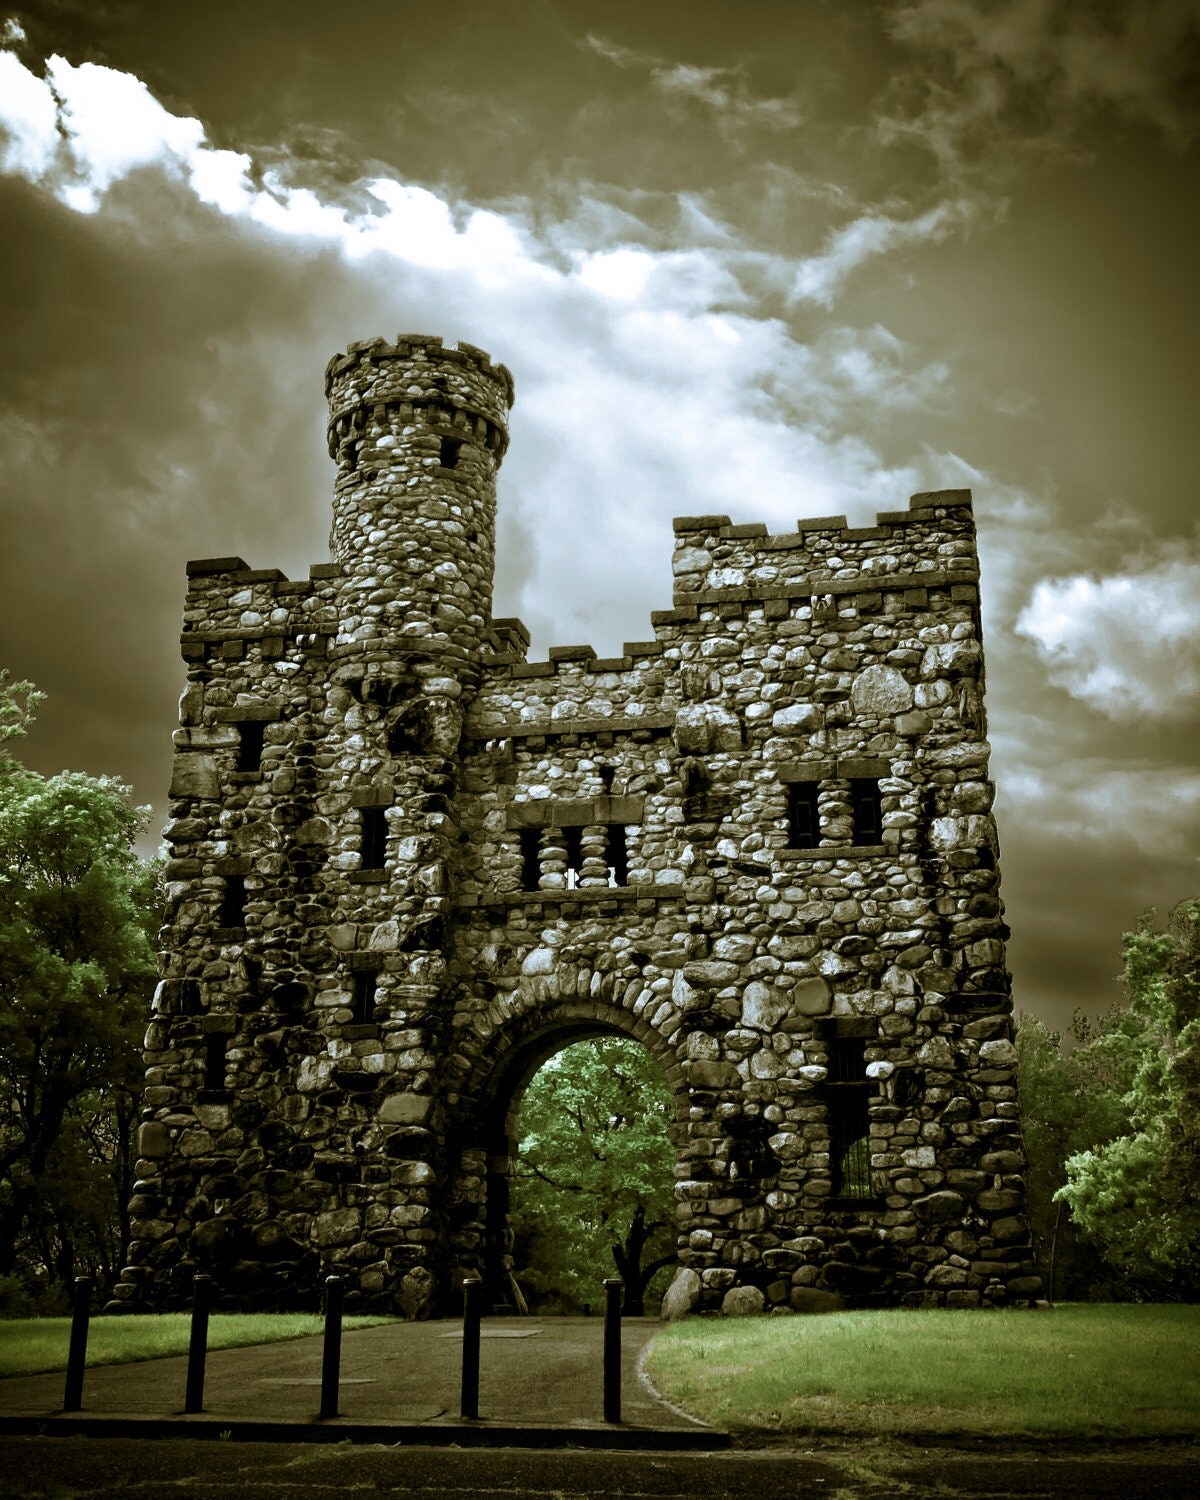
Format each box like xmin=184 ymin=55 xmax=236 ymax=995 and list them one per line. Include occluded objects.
xmin=0 ymin=2 xmax=1197 ymax=1036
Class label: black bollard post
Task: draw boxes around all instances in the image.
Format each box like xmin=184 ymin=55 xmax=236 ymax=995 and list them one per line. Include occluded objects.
xmin=603 ymin=1277 xmax=623 ymax=1424
xmin=62 ymin=1276 xmax=93 ymax=1413
xmin=460 ymin=1276 xmax=482 ymax=1420
xmin=184 ymin=1273 xmax=213 ymax=1413
xmin=319 ymin=1275 xmax=345 ymax=1421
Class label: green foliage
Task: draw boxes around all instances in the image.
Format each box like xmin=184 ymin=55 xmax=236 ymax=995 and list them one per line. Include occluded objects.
xmin=1016 ymin=1010 xmax=1135 ymax=1299
xmin=0 ymin=670 xmax=43 ymax=752
xmin=645 ymin=1305 xmax=1200 ymax=1438
xmin=1056 ymin=901 xmax=1200 ymax=1294
xmin=510 ymin=1037 xmax=677 ymax=1315
xmin=0 ymin=687 xmax=161 ymax=1300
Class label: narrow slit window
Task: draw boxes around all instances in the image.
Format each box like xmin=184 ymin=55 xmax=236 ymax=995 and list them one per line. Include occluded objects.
xmin=787 ymin=782 xmax=821 ymax=848
xmin=827 ymin=1036 xmax=873 ymax=1201
xmin=203 ymin=1034 xmax=228 ymax=1093
xmin=519 ymin=827 xmax=542 ymax=891
xmin=180 ymin=979 xmax=202 ymax=1015
xmin=352 ymin=970 xmax=377 ymax=1026
xmin=563 ymin=825 xmax=583 ymax=891
xmin=607 ymin=823 xmax=628 ymax=887
xmin=361 ymin=806 xmax=388 ymax=870
xmin=850 ymin=778 xmax=883 ymax=846
xmin=236 ymin=721 xmax=265 ymax=772
xmin=218 ymin=874 xmax=246 ymax=928
xmin=439 ymin=435 xmax=462 ymax=469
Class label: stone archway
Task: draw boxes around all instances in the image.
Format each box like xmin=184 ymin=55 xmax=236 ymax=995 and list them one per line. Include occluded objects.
xmin=443 ymin=992 xmax=688 ymax=1312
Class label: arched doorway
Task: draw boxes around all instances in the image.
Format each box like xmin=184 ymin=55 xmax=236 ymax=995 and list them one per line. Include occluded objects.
xmin=509 ymin=1034 xmax=676 ymax=1315
xmin=445 ymin=1003 xmax=688 ymax=1314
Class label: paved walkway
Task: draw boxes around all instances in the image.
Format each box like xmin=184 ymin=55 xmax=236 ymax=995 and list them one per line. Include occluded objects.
xmin=0 ymin=1317 xmax=722 ymax=1449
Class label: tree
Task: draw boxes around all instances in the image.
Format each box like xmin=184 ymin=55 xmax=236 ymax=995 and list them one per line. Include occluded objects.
xmin=510 ymin=1037 xmax=677 ymax=1316
xmin=0 ymin=680 xmax=160 ymax=1300
xmin=1056 ymin=901 xmax=1200 ymax=1296
xmin=1016 ymin=1010 xmax=1135 ymax=1299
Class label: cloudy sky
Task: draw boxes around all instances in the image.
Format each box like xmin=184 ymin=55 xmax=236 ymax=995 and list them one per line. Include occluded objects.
xmin=1 ymin=0 xmax=1198 ymax=1033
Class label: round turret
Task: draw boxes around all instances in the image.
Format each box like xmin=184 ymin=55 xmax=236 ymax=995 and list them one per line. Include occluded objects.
xmin=324 ymin=335 xmax=514 ymax=669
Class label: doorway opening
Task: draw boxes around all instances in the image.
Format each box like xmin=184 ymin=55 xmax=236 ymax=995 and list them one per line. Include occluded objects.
xmin=506 ymin=1035 xmax=677 ymax=1316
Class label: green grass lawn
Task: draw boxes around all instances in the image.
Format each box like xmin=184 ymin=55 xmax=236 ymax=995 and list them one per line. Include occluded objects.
xmin=0 ymin=1313 xmax=393 ymax=1379
xmin=643 ymin=1304 xmax=1200 ymax=1440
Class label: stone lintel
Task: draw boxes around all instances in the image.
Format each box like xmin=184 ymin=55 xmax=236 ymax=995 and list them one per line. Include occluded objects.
xmin=457 ymin=884 xmax=674 ymax=910
xmin=814 ymin=1016 xmax=877 ymax=1038
xmin=506 ymin=794 xmax=645 ymax=828
xmin=213 ymin=702 xmax=284 ymax=723
xmin=838 ymin=757 xmax=892 ymax=780
xmin=777 ymin=761 xmax=838 ymax=783
xmin=350 ymin=786 xmax=394 ymax=807
xmin=468 ymin=713 xmax=673 ymax=743
xmin=346 ymin=951 xmax=384 ymax=972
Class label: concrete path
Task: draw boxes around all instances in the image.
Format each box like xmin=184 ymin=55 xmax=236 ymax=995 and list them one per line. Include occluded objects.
xmin=0 ymin=1317 xmax=721 ymax=1449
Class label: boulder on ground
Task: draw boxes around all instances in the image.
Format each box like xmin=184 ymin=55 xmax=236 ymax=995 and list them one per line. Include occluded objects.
xmin=660 ymin=1266 xmax=702 ymax=1321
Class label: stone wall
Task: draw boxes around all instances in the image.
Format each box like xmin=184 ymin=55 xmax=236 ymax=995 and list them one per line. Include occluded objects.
xmin=113 ymin=336 xmax=1043 ymax=1318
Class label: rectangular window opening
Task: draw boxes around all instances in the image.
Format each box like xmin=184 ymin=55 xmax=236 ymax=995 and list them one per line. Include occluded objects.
xmin=236 ymin=721 xmax=265 ymax=772
xmin=180 ymin=979 xmax=202 ymax=1015
xmin=519 ymin=827 xmax=542 ymax=891
xmin=827 ymin=1037 xmax=874 ymax=1200
xmin=361 ymin=806 xmax=388 ymax=870
xmin=563 ymin=825 xmax=584 ymax=891
xmin=607 ymin=823 xmax=628 ymax=887
xmin=352 ymin=970 xmax=377 ymax=1026
xmin=850 ymin=778 xmax=883 ymax=846
xmin=203 ymin=1034 xmax=228 ymax=1093
xmin=218 ymin=874 xmax=246 ymax=929
xmin=439 ymin=435 xmax=462 ymax=469
xmin=787 ymin=782 xmax=821 ymax=848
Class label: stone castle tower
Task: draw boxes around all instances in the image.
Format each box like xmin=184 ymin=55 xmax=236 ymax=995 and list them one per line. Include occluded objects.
xmin=114 ymin=335 xmax=1043 ymax=1317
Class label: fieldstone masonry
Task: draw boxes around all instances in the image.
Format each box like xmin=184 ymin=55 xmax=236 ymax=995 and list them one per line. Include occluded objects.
xmin=114 ymin=334 xmax=1044 ymax=1318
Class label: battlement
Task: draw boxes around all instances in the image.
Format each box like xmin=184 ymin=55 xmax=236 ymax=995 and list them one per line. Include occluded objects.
xmin=671 ymin=489 xmax=977 ymax=608
xmin=324 ymin=334 xmax=514 ymax=402
xmin=323 ymin=335 xmax=514 ymax=463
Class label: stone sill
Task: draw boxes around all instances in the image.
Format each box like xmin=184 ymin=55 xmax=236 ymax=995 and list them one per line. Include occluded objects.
xmin=825 ymin=1196 xmax=887 ymax=1211
xmin=458 ymin=885 xmax=683 ymax=911
xmin=348 ymin=870 xmax=389 ymax=885
xmin=228 ymin=771 xmax=262 ymax=785
xmin=777 ymin=844 xmax=892 ymax=861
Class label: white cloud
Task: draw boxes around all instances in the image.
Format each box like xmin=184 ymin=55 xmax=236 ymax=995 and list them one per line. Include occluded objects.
xmin=44 ymin=55 xmax=206 ymax=210
xmin=790 ymin=199 xmax=973 ymax=306
xmin=0 ymin=49 xmax=58 ymax=177
xmin=1015 ymin=548 xmax=1200 ymax=720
